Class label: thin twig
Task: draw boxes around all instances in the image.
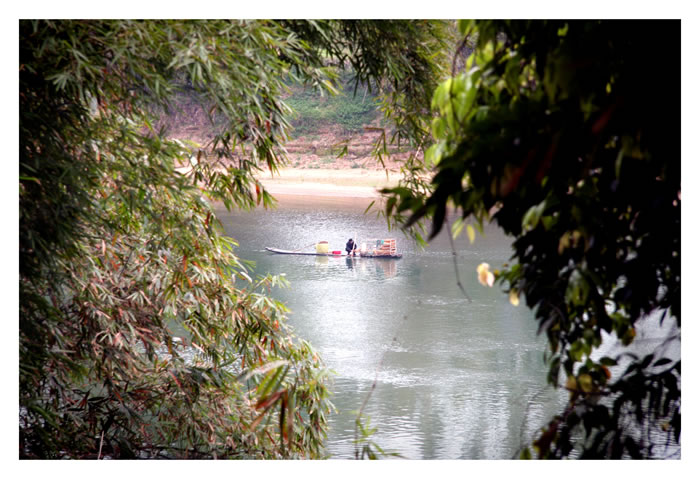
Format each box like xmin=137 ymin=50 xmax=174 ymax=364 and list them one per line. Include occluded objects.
xmin=446 ymin=217 xmax=472 ymax=302
xmin=293 ymin=242 xmax=318 ymax=253
xmin=452 ymin=33 xmax=471 ymax=78
xmin=512 ymin=383 xmax=550 ymax=459
xmin=354 ymin=378 xmax=378 ymax=459
xmin=354 ymin=359 xmax=381 ymax=459
xmin=354 ymin=333 xmax=400 ymax=459
xmin=97 ymin=430 xmax=104 ymax=460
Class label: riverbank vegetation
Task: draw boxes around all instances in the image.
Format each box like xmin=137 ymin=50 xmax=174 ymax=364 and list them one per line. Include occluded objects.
xmin=20 ymin=19 xmax=680 ymax=460
xmin=285 ymin=71 xmax=381 ymax=137
xmin=19 ymin=19 xmax=451 ymax=458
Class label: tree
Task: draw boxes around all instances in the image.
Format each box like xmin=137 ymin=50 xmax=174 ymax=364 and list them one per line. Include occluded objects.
xmin=19 ymin=19 xmax=451 ymax=458
xmin=385 ymin=20 xmax=680 ymax=458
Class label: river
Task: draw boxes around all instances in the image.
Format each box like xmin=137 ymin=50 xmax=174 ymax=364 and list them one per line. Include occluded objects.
xmin=215 ymin=194 xmax=573 ymax=459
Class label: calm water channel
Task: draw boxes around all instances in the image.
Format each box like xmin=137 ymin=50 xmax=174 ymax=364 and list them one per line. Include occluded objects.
xmin=216 ymin=195 xmax=570 ymax=459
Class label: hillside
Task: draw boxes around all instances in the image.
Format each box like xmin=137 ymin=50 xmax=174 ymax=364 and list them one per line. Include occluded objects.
xmin=161 ymin=78 xmax=415 ymax=172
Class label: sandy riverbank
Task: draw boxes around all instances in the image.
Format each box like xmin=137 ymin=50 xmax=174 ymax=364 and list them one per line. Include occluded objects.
xmin=175 ymin=165 xmax=405 ymax=208
xmin=256 ymin=168 xmax=402 ymax=199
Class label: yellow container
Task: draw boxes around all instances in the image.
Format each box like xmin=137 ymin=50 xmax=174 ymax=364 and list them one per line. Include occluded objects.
xmin=316 ymin=241 xmax=329 ymax=254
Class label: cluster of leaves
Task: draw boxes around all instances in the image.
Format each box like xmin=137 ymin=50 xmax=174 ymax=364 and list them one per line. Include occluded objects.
xmin=384 ymin=20 xmax=680 ymax=458
xmin=20 ymin=19 xmax=452 ymax=459
xmin=19 ymin=19 xmax=328 ymax=459
xmin=353 ymin=414 xmax=400 ymax=460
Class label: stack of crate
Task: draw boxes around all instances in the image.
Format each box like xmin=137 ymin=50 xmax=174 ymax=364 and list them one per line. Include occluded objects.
xmin=375 ymin=239 xmax=397 ymax=256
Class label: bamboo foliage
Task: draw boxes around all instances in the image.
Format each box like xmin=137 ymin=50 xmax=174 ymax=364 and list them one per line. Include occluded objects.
xmin=20 ymin=19 xmax=450 ymax=458
xmin=19 ymin=19 xmax=340 ymax=459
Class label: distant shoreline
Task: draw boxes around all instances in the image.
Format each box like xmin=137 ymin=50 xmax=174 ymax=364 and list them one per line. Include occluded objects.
xmin=256 ymin=167 xmax=401 ymax=200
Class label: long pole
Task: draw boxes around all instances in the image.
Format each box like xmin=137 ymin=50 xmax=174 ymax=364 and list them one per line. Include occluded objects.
xmin=293 ymin=242 xmax=317 ymax=252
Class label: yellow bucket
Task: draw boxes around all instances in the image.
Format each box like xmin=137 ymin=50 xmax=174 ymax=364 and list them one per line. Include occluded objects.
xmin=316 ymin=241 xmax=329 ymax=254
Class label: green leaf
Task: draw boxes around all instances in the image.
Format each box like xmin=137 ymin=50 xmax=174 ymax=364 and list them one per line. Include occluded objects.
xmin=522 ymin=202 xmax=545 ymax=231
xmin=466 ymin=224 xmax=475 ymax=244
xmin=431 ymin=116 xmax=448 ymax=140
xmin=578 ymin=373 xmax=593 ymax=393
xmin=457 ymin=19 xmax=473 ymax=36
xmin=431 ymin=78 xmax=452 ymax=112
xmin=653 ymin=358 xmax=673 ymax=367
xmin=241 ymin=359 xmax=289 ymax=381
xmin=424 ymin=142 xmax=444 ymax=167
xmin=451 ymin=217 xmax=464 ymax=239
xmin=599 ymin=357 xmax=618 ymax=367
xmin=20 ymin=176 xmax=41 ymax=184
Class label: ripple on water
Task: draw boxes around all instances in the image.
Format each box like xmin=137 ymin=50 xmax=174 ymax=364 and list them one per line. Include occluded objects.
xmin=219 ymin=206 xmax=571 ymax=459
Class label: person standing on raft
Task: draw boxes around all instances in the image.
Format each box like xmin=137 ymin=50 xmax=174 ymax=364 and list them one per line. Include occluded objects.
xmin=345 ymin=238 xmax=356 ymax=256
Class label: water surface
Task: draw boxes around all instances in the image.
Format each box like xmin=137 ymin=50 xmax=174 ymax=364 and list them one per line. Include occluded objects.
xmin=217 ymin=196 xmax=565 ymax=459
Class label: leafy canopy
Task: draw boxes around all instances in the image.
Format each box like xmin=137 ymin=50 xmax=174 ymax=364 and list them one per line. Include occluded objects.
xmin=385 ymin=20 xmax=680 ymax=458
xmin=19 ymin=19 xmax=451 ymax=458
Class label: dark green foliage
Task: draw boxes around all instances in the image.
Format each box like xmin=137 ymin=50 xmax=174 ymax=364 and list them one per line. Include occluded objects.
xmin=385 ymin=20 xmax=680 ymax=458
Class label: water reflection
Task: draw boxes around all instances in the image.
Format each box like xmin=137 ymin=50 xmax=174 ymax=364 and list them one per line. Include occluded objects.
xmin=216 ymin=199 xmax=566 ymax=459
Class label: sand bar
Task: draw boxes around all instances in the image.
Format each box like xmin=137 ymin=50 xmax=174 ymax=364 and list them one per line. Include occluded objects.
xmin=256 ymin=168 xmax=401 ymax=198
xmin=250 ymin=167 xmax=403 ymax=210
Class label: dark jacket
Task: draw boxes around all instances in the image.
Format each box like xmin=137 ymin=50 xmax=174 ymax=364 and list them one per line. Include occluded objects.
xmin=345 ymin=239 xmax=355 ymax=252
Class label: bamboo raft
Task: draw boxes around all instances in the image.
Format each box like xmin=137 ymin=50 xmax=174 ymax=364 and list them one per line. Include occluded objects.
xmin=265 ymin=238 xmax=402 ymax=259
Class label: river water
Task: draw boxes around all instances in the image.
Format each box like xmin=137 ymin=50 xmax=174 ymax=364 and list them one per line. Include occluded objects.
xmin=216 ymin=194 xmax=573 ymax=459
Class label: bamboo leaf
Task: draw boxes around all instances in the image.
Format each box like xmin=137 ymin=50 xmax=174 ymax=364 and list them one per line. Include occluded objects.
xmin=466 ymin=224 xmax=475 ymax=244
